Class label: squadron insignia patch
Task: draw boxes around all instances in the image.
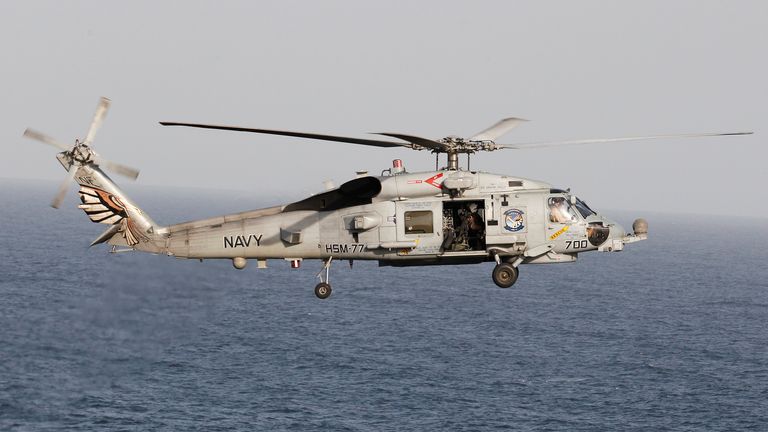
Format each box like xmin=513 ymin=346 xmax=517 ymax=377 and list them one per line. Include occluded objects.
xmin=503 ymin=209 xmax=525 ymax=232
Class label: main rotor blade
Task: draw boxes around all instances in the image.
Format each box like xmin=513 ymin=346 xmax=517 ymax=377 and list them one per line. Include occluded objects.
xmin=83 ymin=97 xmax=111 ymax=146
xmin=23 ymin=128 xmax=70 ymax=151
xmin=373 ymin=133 xmax=449 ymax=151
xmin=94 ymin=156 xmax=140 ymax=180
xmin=51 ymin=167 xmax=77 ymax=209
xmin=160 ymin=122 xmax=408 ymax=148
xmin=470 ymin=117 xmax=528 ymax=142
xmin=500 ymin=131 xmax=753 ymax=149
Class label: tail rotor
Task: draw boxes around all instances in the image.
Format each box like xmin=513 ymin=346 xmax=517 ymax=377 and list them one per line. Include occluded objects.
xmin=23 ymin=97 xmax=140 ymax=208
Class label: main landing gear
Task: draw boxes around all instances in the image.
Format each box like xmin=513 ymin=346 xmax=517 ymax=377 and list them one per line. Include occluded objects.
xmin=314 ymin=282 xmax=331 ymax=299
xmin=492 ymin=262 xmax=519 ymax=288
xmin=314 ymin=257 xmax=333 ymax=299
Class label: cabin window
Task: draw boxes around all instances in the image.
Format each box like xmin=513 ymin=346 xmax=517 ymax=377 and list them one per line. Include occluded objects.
xmin=404 ymin=211 xmax=433 ymax=234
xmin=548 ymin=197 xmax=578 ymax=224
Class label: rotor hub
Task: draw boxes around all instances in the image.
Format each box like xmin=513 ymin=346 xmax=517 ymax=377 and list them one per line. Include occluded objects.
xmin=434 ymin=136 xmax=502 ymax=155
xmin=70 ymin=140 xmax=95 ymax=164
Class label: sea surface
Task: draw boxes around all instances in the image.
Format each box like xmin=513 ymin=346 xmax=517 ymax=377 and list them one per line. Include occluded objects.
xmin=1 ymin=179 xmax=767 ymax=431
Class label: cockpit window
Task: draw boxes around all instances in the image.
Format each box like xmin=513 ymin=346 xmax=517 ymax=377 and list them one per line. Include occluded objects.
xmin=548 ymin=197 xmax=579 ymax=224
xmin=573 ymin=197 xmax=596 ymax=218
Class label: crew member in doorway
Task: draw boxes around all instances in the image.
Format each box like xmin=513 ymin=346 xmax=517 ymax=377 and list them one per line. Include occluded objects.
xmin=466 ymin=203 xmax=484 ymax=250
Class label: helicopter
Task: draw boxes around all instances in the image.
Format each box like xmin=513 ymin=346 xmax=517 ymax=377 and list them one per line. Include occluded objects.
xmin=23 ymin=97 xmax=752 ymax=299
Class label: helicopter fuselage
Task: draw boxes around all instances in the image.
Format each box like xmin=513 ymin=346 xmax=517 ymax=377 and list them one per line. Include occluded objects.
xmin=151 ymin=168 xmax=644 ymax=268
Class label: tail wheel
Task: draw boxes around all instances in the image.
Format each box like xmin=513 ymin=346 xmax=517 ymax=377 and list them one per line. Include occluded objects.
xmin=492 ymin=263 xmax=519 ymax=288
xmin=314 ymin=282 xmax=332 ymax=299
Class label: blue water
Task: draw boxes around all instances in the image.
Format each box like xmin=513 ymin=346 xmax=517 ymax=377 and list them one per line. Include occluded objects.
xmin=1 ymin=180 xmax=767 ymax=431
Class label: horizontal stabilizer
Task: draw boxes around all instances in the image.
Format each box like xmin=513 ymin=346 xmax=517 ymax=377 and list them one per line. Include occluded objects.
xmin=90 ymin=224 xmax=121 ymax=247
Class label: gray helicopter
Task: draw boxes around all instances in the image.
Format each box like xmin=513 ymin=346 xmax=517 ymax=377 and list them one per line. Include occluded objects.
xmin=24 ymin=98 xmax=752 ymax=299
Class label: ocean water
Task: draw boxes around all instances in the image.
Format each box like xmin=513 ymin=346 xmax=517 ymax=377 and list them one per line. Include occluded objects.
xmin=1 ymin=179 xmax=767 ymax=431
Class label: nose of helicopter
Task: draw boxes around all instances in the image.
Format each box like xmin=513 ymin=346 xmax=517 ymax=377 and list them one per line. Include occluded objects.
xmin=594 ymin=218 xmax=625 ymax=251
xmin=608 ymin=219 xmax=626 ymax=239
xmin=596 ymin=216 xmax=648 ymax=251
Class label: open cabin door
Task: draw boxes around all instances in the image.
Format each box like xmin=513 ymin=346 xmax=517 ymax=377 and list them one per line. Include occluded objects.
xmin=395 ymin=201 xmax=442 ymax=255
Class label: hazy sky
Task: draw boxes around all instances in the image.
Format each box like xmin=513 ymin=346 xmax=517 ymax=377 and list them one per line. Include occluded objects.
xmin=2 ymin=1 xmax=766 ymax=218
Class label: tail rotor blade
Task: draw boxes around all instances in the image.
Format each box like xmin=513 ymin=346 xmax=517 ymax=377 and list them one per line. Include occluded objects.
xmin=51 ymin=167 xmax=77 ymax=209
xmin=84 ymin=97 xmax=111 ymax=146
xmin=23 ymin=128 xmax=70 ymax=151
xmin=96 ymin=157 xmax=140 ymax=180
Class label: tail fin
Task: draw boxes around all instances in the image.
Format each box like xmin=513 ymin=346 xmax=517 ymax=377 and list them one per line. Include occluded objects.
xmin=73 ymin=163 xmax=166 ymax=253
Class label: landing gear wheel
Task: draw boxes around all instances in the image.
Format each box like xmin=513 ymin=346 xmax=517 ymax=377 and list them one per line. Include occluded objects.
xmin=492 ymin=263 xmax=519 ymax=288
xmin=314 ymin=282 xmax=332 ymax=299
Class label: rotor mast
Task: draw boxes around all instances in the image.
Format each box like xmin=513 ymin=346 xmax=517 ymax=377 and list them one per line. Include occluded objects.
xmin=432 ymin=135 xmax=495 ymax=171
xmin=447 ymin=150 xmax=460 ymax=170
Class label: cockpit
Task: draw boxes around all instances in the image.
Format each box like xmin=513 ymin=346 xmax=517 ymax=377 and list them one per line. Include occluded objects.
xmin=548 ymin=195 xmax=596 ymax=224
xmin=573 ymin=197 xmax=596 ymax=218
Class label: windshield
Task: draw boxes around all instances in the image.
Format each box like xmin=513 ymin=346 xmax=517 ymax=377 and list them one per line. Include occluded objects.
xmin=573 ymin=197 xmax=596 ymax=218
